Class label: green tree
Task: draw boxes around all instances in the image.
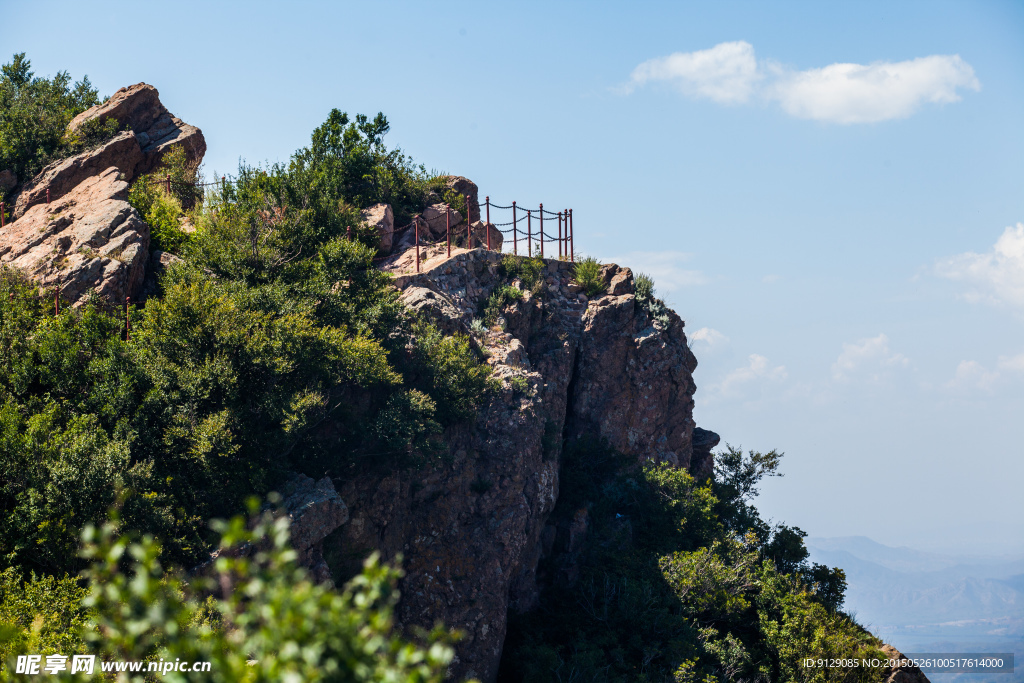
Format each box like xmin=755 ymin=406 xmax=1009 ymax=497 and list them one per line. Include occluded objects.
xmin=0 ymin=53 xmax=106 ymax=193
xmin=0 ymin=504 xmax=464 ymax=682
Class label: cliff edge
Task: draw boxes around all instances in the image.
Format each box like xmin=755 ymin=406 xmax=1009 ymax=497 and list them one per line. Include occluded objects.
xmin=324 ymin=246 xmax=705 ymax=682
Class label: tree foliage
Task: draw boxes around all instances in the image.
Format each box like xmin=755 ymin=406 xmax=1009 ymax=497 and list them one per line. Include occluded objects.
xmin=0 ymin=104 xmax=495 ymax=577
xmin=499 ymin=441 xmax=873 ymax=683
xmin=0 ymin=53 xmax=110 ymax=195
xmin=0 ymin=505 xmax=461 ymax=682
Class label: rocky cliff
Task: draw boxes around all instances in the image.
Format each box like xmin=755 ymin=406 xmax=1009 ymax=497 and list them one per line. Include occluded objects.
xmin=318 ymin=245 xmax=705 ymax=682
xmin=0 ymin=83 xmax=203 ymax=306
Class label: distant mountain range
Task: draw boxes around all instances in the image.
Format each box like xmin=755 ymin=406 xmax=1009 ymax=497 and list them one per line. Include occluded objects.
xmin=806 ymin=536 xmax=1023 ymax=683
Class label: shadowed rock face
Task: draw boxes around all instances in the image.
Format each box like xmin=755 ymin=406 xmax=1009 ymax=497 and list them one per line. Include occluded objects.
xmin=0 ymin=167 xmax=148 ymax=306
xmin=282 ymin=474 xmax=350 ymax=585
xmin=327 ymin=249 xmax=710 ymax=682
xmin=14 ymin=83 xmax=205 ymax=218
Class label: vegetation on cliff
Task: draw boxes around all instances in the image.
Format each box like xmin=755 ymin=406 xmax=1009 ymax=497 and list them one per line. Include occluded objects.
xmin=500 ymin=441 xmax=873 ymax=683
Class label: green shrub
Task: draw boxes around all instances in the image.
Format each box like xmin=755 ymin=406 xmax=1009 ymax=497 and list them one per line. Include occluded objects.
xmin=146 ymin=191 xmax=191 ymax=253
xmin=482 ymin=284 xmax=523 ymax=327
xmin=71 ymin=504 xmax=462 ymax=683
xmin=499 ymin=440 xmax=871 ymax=683
xmin=440 ymin=186 xmax=467 ymax=216
xmin=407 ymin=323 xmax=495 ymax=424
xmin=0 ymin=53 xmax=103 ymax=194
xmin=509 ymin=376 xmax=529 ymax=395
xmin=500 ymin=254 xmax=545 ymax=293
xmin=635 ymin=272 xmax=655 ymax=301
xmin=0 ymin=568 xmax=89 ymax=667
xmin=573 ymin=256 xmax=604 ymax=297
xmin=128 ymin=146 xmax=204 ymax=254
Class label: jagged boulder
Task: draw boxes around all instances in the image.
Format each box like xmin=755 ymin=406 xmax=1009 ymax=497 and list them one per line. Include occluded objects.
xmin=282 ymin=474 xmax=350 ymax=584
xmin=13 ymin=132 xmax=143 ymax=218
xmin=443 ymin=175 xmax=480 ymax=224
xmin=361 ymin=203 xmax=394 ymax=253
xmin=399 ymin=286 xmax=466 ymax=335
xmin=0 ymin=167 xmax=148 ymax=306
xmin=68 ymin=83 xmax=205 ymax=175
xmin=421 ymin=202 xmax=462 ymax=240
xmin=690 ymin=427 xmax=720 ymax=480
xmin=468 ymin=221 xmax=503 ymax=250
xmin=14 ymin=83 xmax=205 ymax=218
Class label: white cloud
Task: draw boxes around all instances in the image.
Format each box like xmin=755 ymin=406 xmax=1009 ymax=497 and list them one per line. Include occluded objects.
xmin=998 ymin=353 xmax=1024 ymax=372
xmin=627 ymin=41 xmax=758 ymax=104
xmin=690 ymin=327 xmax=729 ymax=348
xmin=832 ymin=333 xmax=909 ymax=382
xmin=623 ymin=42 xmax=980 ymax=124
xmin=606 ymin=251 xmax=708 ymax=292
xmin=946 ymin=360 xmax=1000 ymax=392
xmin=936 ymin=224 xmax=1024 ymax=307
xmin=714 ymin=353 xmax=787 ymax=398
xmin=769 ymin=55 xmax=980 ymax=123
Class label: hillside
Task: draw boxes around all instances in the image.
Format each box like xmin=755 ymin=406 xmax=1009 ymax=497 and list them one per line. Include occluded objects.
xmin=0 ymin=58 xmax=929 ymax=683
xmin=807 ymin=537 xmax=1024 ymax=683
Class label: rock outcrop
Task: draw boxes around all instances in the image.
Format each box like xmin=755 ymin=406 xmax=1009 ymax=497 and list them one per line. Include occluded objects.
xmin=361 ymin=203 xmax=394 ymax=254
xmin=881 ymin=645 xmax=931 ymax=683
xmin=690 ymin=427 xmax=721 ymax=481
xmin=14 ymin=83 xmax=205 ymax=218
xmin=468 ymin=221 xmax=503 ymax=250
xmin=68 ymin=83 xmax=206 ymax=175
xmin=13 ymin=132 xmax=143 ymax=218
xmin=421 ymin=202 xmax=463 ymax=239
xmin=0 ymin=167 xmax=149 ymax=306
xmin=327 ymin=248 xmax=709 ymax=682
xmin=282 ymin=474 xmax=350 ymax=584
xmin=569 ymin=264 xmax=699 ymax=467
xmin=443 ymin=175 xmax=480 ymax=224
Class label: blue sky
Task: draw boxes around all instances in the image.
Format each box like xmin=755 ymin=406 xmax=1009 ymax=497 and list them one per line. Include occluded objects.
xmin=9 ymin=0 xmax=1023 ymax=555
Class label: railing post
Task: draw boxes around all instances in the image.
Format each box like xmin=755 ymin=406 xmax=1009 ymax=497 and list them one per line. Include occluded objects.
xmin=446 ymin=207 xmax=451 ymax=258
xmin=512 ymin=201 xmax=517 ymax=256
xmin=125 ymin=297 xmax=130 ymax=341
xmin=166 ymin=174 xmax=171 ymax=195
xmin=527 ymin=210 xmax=532 ymax=257
xmin=564 ymin=208 xmax=569 ymax=260
xmin=415 ymin=220 xmax=420 ymax=273
xmin=558 ymin=211 xmax=563 ymax=260
xmin=1 ymin=202 xmax=5 ymax=228
xmin=570 ymin=209 xmax=574 ymax=262
xmin=347 ymin=226 xmax=351 ymax=241
xmin=539 ymin=203 xmax=544 ymax=259
xmin=466 ymin=195 xmax=471 ymax=249
xmin=46 ymin=189 xmax=50 ymax=205
xmin=485 ymin=199 xmax=491 ymax=251
xmin=221 ymin=175 xmax=226 ymax=201
xmin=54 ymin=287 xmax=59 ymax=315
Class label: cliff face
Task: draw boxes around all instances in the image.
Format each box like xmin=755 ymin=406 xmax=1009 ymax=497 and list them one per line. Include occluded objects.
xmin=324 ymin=246 xmax=703 ymax=682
